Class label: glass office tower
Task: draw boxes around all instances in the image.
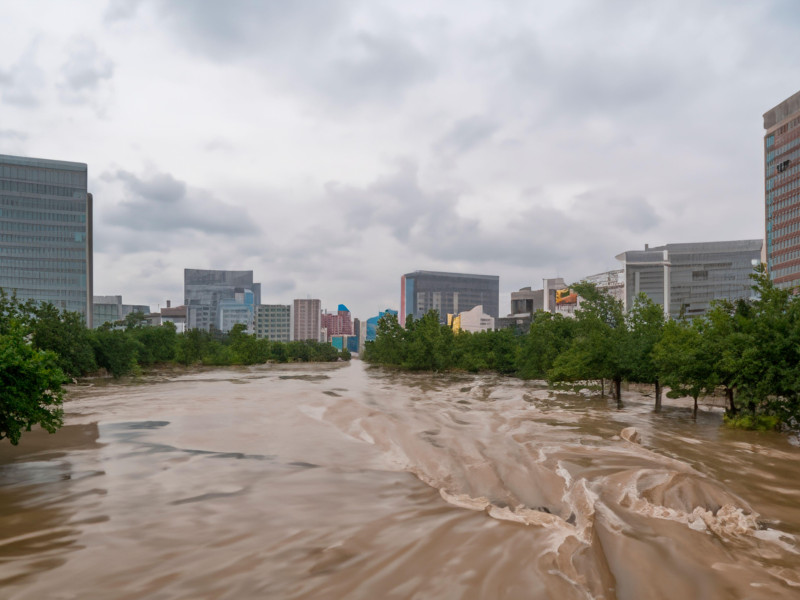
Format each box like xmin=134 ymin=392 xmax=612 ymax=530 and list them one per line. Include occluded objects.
xmin=184 ymin=269 xmax=259 ymax=331
xmin=400 ymin=271 xmax=499 ymax=326
xmin=0 ymin=154 xmax=93 ymax=325
xmin=616 ymin=240 xmax=762 ymax=319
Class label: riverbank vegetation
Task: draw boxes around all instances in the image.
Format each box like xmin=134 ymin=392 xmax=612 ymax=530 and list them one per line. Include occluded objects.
xmin=0 ymin=291 xmax=344 ymax=443
xmin=364 ymin=266 xmax=800 ymax=430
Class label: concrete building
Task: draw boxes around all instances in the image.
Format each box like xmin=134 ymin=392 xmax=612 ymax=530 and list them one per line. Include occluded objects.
xmin=400 ymin=271 xmax=499 ymax=326
xmin=321 ymin=304 xmax=354 ymax=337
xmin=764 ymin=90 xmax=800 ymax=290
xmin=148 ymin=302 xmax=187 ymax=332
xmin=510 ymin=287 xmax=544 ymax=314
xmin=616 ymin=240 xmax=762 ymax=318
xmin=92 ymin=296 xmax=150 ymax=328
xmin=541 ymin=277 xmax=569 ymax=313
xmin=293 ymin=298 xmax=321 ymax=341
xmin=0 ymin=154 xmax=93 ymax=325
xmin=581 ymin=269 xmax=625 ymax=303
xmin=255 ymin=304 xmax=291 ymax=341
xmin=184 ymin=269 xmax=260 ymax=331
xmin=451 ymin=304 xmax=495 ymax=333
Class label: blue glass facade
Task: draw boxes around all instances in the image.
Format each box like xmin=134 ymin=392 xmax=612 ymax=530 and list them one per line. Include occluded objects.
xmin=0 ymin=154 xmax=92 ymax=324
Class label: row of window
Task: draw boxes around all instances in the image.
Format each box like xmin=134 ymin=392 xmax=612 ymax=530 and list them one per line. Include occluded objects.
xmin=772 ymin=263 xmax=800 ymax=279
xmin=0 ymin=233 xmax=86 ymax=243
xmin=767 ymin=160 xmax=800 ymax=191
xmin=770 ymin=204 xmax=800 ymax=226
xmin=768 ymin=173 xmax=800 ymax=200
xmin=0 ymin=164 xmax=86 ymax=186
xmin=768 ymin=191 xmax=800 ymax=214
xmin=0 ymin=207 xmax=86 ymax=222
xmin=773 ymin=247 xmax=800 ymax=266
xmin=773 ymin=220 xmax=800 ymax=238
xmin=0 ymin=246 xmax=86 ymax=258
xmin=0 ymin=258 xmax=86 ymax=270
xmin=0 ymin=179 xmax=86 ymax=198
xmin=0 ymin=278 xmax=86 ymax=289
xmin=766 ymin=134 xmax=800 ymax=163
xmin=770 ymin=233 xmax=800 ymax=253
xmin=1 ymin=195 xmax=87 ymax=211
xmin=1 ymin=221 xmax=85 ymax=234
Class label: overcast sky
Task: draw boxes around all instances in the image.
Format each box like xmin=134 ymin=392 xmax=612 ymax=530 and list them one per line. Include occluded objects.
xmin=1 ymin=0 xmax=799 ymax=318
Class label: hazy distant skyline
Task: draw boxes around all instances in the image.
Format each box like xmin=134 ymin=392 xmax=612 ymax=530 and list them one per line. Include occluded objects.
xmin=1 ymin=0 xmax=798 ymax=318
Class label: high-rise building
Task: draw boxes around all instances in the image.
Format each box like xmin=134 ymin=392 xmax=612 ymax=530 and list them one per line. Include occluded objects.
xmin=293 ymin=298 xmax=321 ymax=341
xmin=764 ymin=90 xmax=800 ymax=290
xmin=255 ymin=304 xmax=291 ymax=341
xmin=400 ymin=271 xmax=499 ymax=326
xmin=616 ymin=240 xmax=762 ymax=318
xmin=184 ymin=269 xmax=259 ymax=331
xmin=0 ymin=154 xmax=93 ymax=325
xmin=321 ymin=304 xmax=353 ymax=337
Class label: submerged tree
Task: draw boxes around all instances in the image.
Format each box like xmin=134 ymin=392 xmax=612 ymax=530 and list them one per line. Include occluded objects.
xmin=0 ymin=324 xmax=66 ymax=445
xmin=549 ymin=283 xmax=628 ymax=402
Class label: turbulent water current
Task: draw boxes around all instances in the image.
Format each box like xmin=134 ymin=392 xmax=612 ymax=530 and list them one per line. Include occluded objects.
xmin=1 ymin=360 xmax=799 ymax=599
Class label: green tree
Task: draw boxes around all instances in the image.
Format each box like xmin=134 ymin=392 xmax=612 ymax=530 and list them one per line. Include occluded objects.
xmin=91 ymin=328 xmax=142 ymax=377
xmin=623 ymin=294 xmax=666 ymax=410
xmin=549 ymin=283 xmax=628 ymax=402
xmin=652 ymin=318 xmax=715 ymax=419
xmin=402 ymin=310 xmax=454 ymax=371
xmin=1 ymin=324 xmax=66 ymax=445
xmin=734 ymin=265 xmax=800 ymax=423
xmin=516 ymin=311 xmax=577 ymax=379
xmin=363 ymin=312 xmax=406 ymax=366
xmin=29 ymin=303 xmax=97 ymax=377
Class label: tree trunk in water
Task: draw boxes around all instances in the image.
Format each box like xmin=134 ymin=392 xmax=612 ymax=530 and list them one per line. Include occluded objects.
xmin=654 ymin=380 xmax=662 ymax=412
xmin=692 ymin=396 xmax=698 ymax=420
xmin=726 ymin=387 xmax=736 ymax=416
xmin=614 ymin=378 xmax=622 ymax=407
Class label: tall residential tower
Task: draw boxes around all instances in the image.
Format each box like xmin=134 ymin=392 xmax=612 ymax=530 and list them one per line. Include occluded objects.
xmin=764 ymin=89 xmax=800 ymax=290
xmin=0 ymin=154 xmax=93 ymax=325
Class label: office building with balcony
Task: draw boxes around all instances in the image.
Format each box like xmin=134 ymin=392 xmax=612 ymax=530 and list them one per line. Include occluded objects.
xmin=616 ymin=240 xmax=762 ymax=318
xmin=400 ymin=271 xmax=499 ymax=326
xmin=764 ymin=89 xmax=800 ymax=290
xmin=0 ymin=154 xmax=93 ymax=325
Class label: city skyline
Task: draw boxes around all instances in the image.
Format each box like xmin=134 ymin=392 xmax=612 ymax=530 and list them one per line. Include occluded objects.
xmin=1 ymin=2 xmax=799 ymax=319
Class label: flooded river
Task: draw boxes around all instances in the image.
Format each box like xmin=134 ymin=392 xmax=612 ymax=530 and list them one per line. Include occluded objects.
xmin=1 ymin=360 xmax=799 ymax=599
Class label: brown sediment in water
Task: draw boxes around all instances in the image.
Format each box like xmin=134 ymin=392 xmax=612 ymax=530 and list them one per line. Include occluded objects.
xmin=1 ymin=361 xmax=798 ymax=599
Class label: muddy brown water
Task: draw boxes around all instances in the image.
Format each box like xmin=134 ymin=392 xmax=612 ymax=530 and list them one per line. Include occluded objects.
xmin=1 ymin=361 xmax=798 ymax=599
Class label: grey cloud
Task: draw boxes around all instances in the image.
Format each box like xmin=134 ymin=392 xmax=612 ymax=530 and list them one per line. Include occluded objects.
xmin=104 ymin=0 xmax=144 ymax=22
xmin=323 ymin=32 xmax=437 ymax=104
xmin=573 ymin=190 xmax=661 ymax=233
xmin=0 ymin=45 xmax=45 ymax=108
xmin=58 ymin=38 xmax=114 ymax=103
xmin=0 ymin=129 xmax=28 ymax=140
xmin=262 ymin=278 xmax=296 ymax=295
xmin=110 ymin=170 xmax=186 ymax=204
xmin=103 ymin=169 xmax=260 ymax=236
xmin=156 ymin=0 xmax=436 ymax=107
xmin=435 ymin=115 xmax=499 ymax=157
xmin=327 ymin=161 xmax=629 ymax=270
